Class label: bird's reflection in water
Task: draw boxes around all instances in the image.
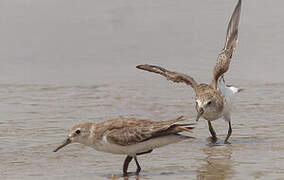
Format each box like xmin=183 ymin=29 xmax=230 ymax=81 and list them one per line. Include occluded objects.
xmin=122 ymin=175 xmax=139 ymax=180
xmin=108 ymin=173 xmax=140 ymax=180
xmin=197 ymin=146 xmax=234 ymax=180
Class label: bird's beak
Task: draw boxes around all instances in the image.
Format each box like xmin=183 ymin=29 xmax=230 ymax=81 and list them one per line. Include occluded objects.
xmin=53 ymin=138 xmax=71 ymax=152
xmin=196 ymin=108 xmax=204 ymax=122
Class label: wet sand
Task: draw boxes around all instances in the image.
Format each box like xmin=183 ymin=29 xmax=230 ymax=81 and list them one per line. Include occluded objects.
xmin=1 ymin=0 xmax=284 ymax=179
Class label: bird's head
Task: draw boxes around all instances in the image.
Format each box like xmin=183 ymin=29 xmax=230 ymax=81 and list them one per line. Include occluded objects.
xmin=195 ymin=93 xmax=223 ymax=121
xmin=53 ymin=123 xmax=93 ymax=152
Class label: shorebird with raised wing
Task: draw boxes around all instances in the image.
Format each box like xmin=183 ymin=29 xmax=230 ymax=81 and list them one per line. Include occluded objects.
xmin=136 ymin=0 xmax=242 ymax=144
xmin=53 ymin=116 xmax=194 ymax=176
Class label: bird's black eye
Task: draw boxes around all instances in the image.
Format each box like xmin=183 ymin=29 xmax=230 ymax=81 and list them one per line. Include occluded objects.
xmin=75 ymin=130 xmax=81 ymax=135
xmin=207 ymin=101 xmax=212 ymax=105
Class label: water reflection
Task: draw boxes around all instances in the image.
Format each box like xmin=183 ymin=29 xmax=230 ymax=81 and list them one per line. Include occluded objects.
xmin=197 ymin=146 xmax=233 ymax=180
xmin=123 ymin=175 xmax=140 ymax=180
xmin=107 ymin=173 xmax=140 ymax=180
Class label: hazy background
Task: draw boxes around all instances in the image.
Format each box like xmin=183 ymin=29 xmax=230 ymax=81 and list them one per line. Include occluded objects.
xmin=1 ymin=0 xmax=284 ymax=180
xmin=0 ymin=0 xmax=283 ymax=85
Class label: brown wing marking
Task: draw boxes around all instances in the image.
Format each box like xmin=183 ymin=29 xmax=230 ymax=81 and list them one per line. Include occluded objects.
xmin=106 ymin=116 xmax=194 ymax=146
xmin=211 ymin=0 xmax=242 ymax=89
xmin=137 ymin=64 xmax=198 ymax=91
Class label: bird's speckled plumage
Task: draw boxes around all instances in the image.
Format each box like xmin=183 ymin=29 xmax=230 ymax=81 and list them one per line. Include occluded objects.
xmin=136 ymin=0 xmax=242 ymax=143
xmin=54 ymin=116 xmax=194 ymax=175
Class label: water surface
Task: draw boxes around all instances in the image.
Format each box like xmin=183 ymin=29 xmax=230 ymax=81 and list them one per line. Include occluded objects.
xmin=0 ymin=0 xmax=284 ymax=179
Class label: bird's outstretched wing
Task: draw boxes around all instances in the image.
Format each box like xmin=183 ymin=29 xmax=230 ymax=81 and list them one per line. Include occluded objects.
xmin=105 ymin=116 xmax=194 ymax=146
xmin=211 ymin=0 xmax=242 ymax=89
xmin=136 ymin=64 xmax=198 ymax=91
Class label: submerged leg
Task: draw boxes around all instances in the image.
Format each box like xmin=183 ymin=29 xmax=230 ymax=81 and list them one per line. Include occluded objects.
xmin=134 ymin=156 xmax=141 ymax=175
xmin=224 ymin=120 xmax=232 ymax=144
xmin=123 ymin=156 xmax=133 ymax=176
xmin=208 ymin=121 xmax=217 ymax=142
xmin=123 ymin=150 xmax=152 ymax=176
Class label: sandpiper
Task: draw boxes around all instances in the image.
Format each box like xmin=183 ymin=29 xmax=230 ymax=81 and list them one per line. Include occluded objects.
xmin=53 ymin=116 xmax=194 ymax=176
xmin=136 ymin=0 xmax=242 ymax=144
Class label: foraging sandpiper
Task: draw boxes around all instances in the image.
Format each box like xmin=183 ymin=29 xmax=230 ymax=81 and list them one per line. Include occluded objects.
xmin=137 ymin=0 xmax=242 ymax=143
xmin=54 ymin=116 xmax=194 ymax=176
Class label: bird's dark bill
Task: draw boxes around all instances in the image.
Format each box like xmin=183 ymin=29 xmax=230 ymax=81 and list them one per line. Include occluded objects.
xmin=53 ymin=138 xmax=71 ymax=152
xmin=196 ymin=112 xmax=202 ymax=122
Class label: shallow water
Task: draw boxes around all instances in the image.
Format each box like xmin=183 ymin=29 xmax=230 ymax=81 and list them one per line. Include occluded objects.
xmin=1 ymin=0 xmax=284 ymax=180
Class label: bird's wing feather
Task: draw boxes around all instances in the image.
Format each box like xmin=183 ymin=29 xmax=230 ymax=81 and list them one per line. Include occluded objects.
xmin=105 ymin=116 xmax=194 ymax=146
xmin=136 ymin=64 xmax=198 ymax=91
xmin=211 ymin=0 xmax=242 ymax=89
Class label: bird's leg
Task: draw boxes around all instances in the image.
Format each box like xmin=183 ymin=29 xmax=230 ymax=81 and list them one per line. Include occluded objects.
xmin=123 ymin=156 xmax=133 ymax=176
xmin=224 ymin=120 xmax=232 ymax=144
xmin=134 ymin=156 xmax=141 ymax=175
xmin=208 ymin=121 xmax=217 ymax=142
xmin=123 ymin=150 xmax=151 ymax=176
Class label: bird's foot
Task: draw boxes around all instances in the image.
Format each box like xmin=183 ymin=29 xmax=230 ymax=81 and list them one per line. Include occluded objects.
xmin=207 ymin=136 xmax=218 ymax=143
xmin=224 ymin=140 xmax=231 ymax=144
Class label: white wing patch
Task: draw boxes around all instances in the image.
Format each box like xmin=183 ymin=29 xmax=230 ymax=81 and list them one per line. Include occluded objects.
xmin=217 ymin=77 xmax=241 ymax=106
xmin=229 ymin=86 xmax=240 ymax=94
